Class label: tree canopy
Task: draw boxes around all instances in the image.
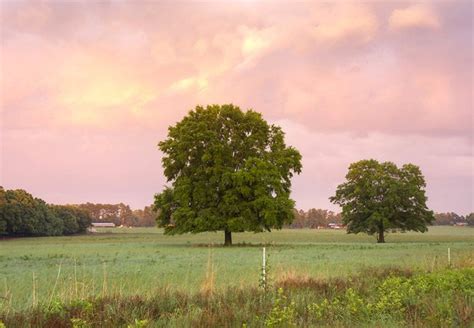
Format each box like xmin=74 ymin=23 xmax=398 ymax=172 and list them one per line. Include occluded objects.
xmin=329 ymin=159 xmax=434 ymax=243
xmin=154 ymin=104 xmax=302 ymax=245
xmin=0 ymin=187 xmax=92 ymax=237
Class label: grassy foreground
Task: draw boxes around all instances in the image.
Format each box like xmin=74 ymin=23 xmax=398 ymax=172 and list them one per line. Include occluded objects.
xmin=0 ymin=266 xmax=472 ymax=327
xmin=0 ymin=227 xmax=473 ymax=327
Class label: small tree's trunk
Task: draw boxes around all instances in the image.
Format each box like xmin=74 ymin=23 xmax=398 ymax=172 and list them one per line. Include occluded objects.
xmin=377 ymin=225 xmax=385 ymax=243
xmin=224 ymin=230 xmax=232 ymax=246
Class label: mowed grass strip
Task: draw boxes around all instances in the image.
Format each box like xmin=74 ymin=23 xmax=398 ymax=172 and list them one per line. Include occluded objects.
xmin=0 ymin=226 xmax=472 ymax=310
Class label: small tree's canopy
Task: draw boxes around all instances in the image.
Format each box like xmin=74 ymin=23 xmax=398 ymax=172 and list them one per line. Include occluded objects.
xmin=154 ymin=104 xmax=302 ymax=242
xmin=330 ymin=159 xmax=434 ymax=242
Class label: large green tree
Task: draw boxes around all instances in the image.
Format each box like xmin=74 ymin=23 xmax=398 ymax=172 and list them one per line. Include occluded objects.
xmin=154 ymin=104 xmax=302 ymax=245
xmin=330 ymin=159 xmax=434 ymax=243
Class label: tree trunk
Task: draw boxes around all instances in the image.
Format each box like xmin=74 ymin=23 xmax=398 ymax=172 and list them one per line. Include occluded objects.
xmin=224 ymin=230 xmax=232 ymax=246
xmin=377 ymin=229 xmax=385 ymax=243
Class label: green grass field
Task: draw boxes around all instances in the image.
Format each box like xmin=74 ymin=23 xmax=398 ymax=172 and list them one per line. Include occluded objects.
xmin=1 ymin=226 xmax=472 ymax=312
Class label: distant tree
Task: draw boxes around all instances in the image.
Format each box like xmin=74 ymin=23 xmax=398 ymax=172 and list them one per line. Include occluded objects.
xmin=34 ymin=198 xmax=63 ymax=236
xmin=154 ymin=104 xmax=302 ymax=245
xmin=330 ymin=159 xmax=434 ymax=243
xmin=1 ymin=189 xmax=62 ymax=236
xmin=133 ymin=206 xmax=157 ymax=227
xmin=287 ymin=208 xmax=342 ymax=229
xmin=288 ymin=209 xmax=306 ymax=228
xmin=0 ymin=188 xmax=91 ymax=237
xmin=50 ymin=205 xmax=91 ymax=235
xmin=0 ymin=187 xmax=7 ymax=234
xmin=70 ymin=207 xmax=92 ymax=233
xmin=50 ymin=205 xmax=79 ymax=235
xmin=306 ymin=209 xmax=329 ymax=228
xmin=466 ymin=213 xmax=474 ymax=227
xmin=434 ymin=212 xmax=461 ymax=226
xmin=77 ymin=203 xmax=128 ymax=225
xmin=117 ymin=203 xmax=136 ymax=226
xmin=330 ymin=212 xmax=343 ymax=225
xmin=2 ymin=189 xmax=37 ymax=235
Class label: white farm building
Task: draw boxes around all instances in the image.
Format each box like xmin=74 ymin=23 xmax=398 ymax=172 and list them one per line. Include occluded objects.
xmin=91 ymin=222 xmax=116 ymax=228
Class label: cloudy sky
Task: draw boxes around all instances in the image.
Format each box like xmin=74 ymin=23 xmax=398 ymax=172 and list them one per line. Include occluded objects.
xmin=1 ymin=1 xmax=472 ymax=214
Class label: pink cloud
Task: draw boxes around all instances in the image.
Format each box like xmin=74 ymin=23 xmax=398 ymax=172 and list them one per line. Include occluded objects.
xmin=389 ymin=4 xmax=440 ymax=31
xmin=309 ymin=3 xmax=378 ymax=45
xmin=1 ymin=1 xmax=472 ymax=213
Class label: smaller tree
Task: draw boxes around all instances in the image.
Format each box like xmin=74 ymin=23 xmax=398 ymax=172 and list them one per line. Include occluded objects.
xmin=330 ymin=159 xmax=434 ymax=243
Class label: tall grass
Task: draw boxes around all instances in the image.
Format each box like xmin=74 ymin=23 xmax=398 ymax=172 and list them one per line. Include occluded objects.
xmin=0 ymin=264 xmax=472 ymax=327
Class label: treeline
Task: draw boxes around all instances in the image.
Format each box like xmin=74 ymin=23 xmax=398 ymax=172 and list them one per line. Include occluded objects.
xmin=2 ymin=184 xmax=471 ymax=235
xmin=0 ymin=187 xmax=92 ymax=237
xmin=434 ymin=212 xmax=474 ymax=226
xmin=74 ymin=203 xmax=156 ymax=227
xmin=287 ymin=209 xmax=474 ymax=229
xmin=287 ymin=209 xmax=343 ymax=229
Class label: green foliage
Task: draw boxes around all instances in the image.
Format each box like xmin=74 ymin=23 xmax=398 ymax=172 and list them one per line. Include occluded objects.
xmin=0 ymin=187 xmax=92 ymax=237
xmin=2 ymin=226 xmax=473 ymax=311
xmin=154 ymin=104 xmax=302 ymax=244
xmin=71 ymin=318 xmax=91 ymax=328
xmin=132 ymin=206 xmax=157 ymax=227
xmin=288 ymin=208 xmax=342 ymax=228
xmin=127 ymin=319 xmax=149 ymax=328
xmin=70 ymin=300 xmax=94 ymax=315
xmin=434 ymin=212 xmax=463 ymax=226
xmin=47 ymin=299 xmax=65 ymax=317
xmin=265 ymin=288 xmax=296 ymax=327
xmin=2 ymin=268 xmax=471 ymax=327
xmin=0 ymin=187 xmax=62 ymax=236
xmin=76 ymin=202 xmax=149 ymax=226
xmin=466 ymin=213 xmax=474 ymax=226
xmin=0 ymin=188 xmax=6 ymax=234
xmin=307 ymin=268 xmax=474 ymax=325
xmin=330 ymin=159 xmax=435 ymax=242
xmin=50 ymin=205 xmax=91 ymax=235
xmin=51 ymin=205 xmax=80 ymax=235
